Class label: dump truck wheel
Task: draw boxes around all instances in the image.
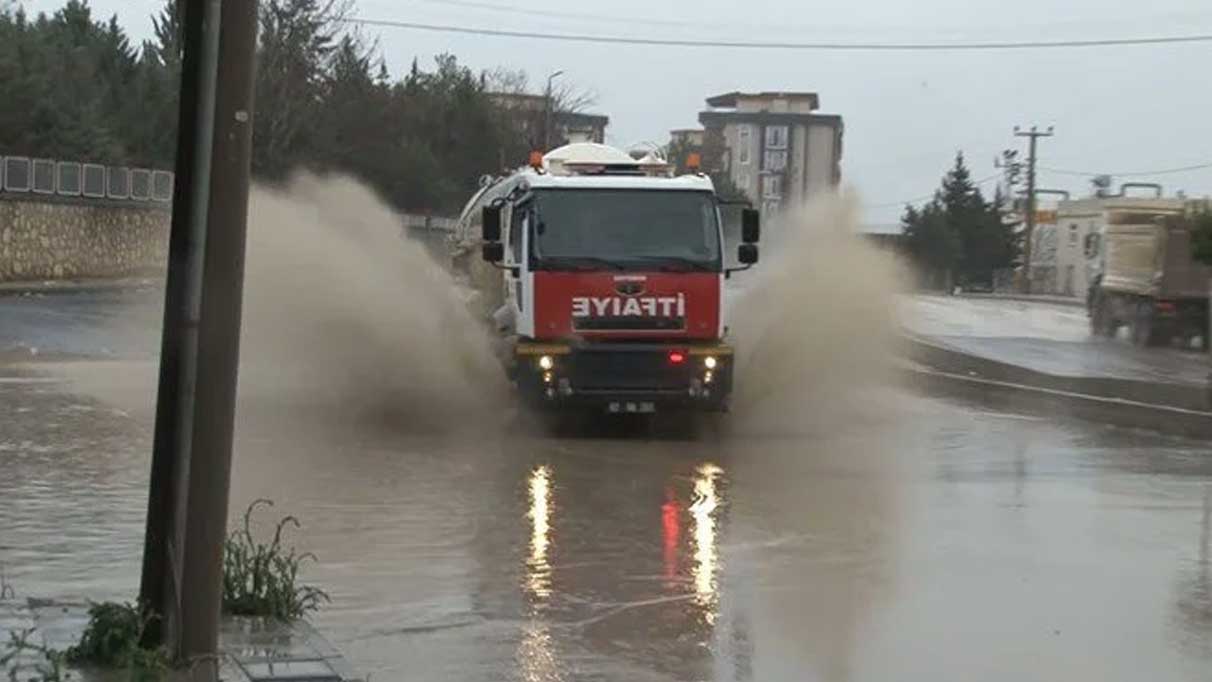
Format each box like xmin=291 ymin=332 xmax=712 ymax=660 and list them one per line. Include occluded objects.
xmin=1131 ymin=304 xmax=1163 ymax=347
xmin=1090 ymin=295 xmax=1116 ymax=338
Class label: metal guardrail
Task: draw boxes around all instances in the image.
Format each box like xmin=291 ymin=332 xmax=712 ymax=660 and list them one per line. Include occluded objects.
xmin=402 ymin=213 xmax=456 ymax=232
xmin=0 ymin=155 xmax=173 ymax=203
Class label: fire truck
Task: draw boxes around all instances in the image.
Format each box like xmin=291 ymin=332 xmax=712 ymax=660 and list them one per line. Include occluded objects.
xmin=450 ymin=143 xmax=760 ymax=414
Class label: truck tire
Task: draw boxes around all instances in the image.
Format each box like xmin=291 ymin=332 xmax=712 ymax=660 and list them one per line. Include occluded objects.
xmin=1090 ymin=295 xmax=1115 ymax=338
xmin=1131 ymin=303 xmax=1163 ymax=347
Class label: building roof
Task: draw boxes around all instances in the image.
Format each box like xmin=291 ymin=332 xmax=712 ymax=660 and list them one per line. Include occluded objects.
xmin=1057 ymin=196 xmax=1188 ymax=216
xmin=698 ymin=110 xmax=843 ymax=128
xmin=559 ymin=111 xmax=610 ymax=128
xmin=706 ymin=91 xmax=820 ymax=109
xmin=487 ymin=92 xmax=609 ymax=126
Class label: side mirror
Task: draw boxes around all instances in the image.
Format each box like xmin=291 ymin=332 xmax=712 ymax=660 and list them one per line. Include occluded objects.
xmin=482 ymin=242 xmax=504 ymax=263
xmin=738 ymin=243 xmax=759 ymax=265
xmin=481 ymin=205 xmax=502 ymax=242
xmin=741 ymin=208 xmax=761 ymax=243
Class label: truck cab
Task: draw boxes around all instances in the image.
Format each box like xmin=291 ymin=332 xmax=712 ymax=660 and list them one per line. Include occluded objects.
xmin=456 ymin=143 xmax=759 ymax=414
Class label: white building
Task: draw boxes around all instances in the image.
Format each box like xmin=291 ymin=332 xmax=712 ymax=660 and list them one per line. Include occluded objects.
xmin=697 ymin=91 xmax=843 ymax=215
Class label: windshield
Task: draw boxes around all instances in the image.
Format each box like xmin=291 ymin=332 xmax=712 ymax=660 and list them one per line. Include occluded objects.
xmin=530 ymin=189 xmax=721 ymax=270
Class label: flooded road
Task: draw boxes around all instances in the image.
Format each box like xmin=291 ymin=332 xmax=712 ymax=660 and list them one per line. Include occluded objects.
xmin=903 ymin=295 xmax=1210 ymax=386
xmin=3 ymin=350 xmax=1212 ymax=680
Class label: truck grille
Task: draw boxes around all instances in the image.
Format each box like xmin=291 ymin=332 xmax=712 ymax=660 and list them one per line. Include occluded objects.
xmin=572 ymin=316 xmax=685 ymax=332
xmin=569 ymin=349 xmax=688 ymax=390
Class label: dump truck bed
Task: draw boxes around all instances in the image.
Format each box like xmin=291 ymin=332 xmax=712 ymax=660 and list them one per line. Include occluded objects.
xmin=1100 ymin=210 xmax=1210 ymax=299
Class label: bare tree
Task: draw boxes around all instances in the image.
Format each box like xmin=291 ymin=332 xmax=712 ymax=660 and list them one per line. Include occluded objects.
xmin=483 ymin=68 xmax=595 ymax=115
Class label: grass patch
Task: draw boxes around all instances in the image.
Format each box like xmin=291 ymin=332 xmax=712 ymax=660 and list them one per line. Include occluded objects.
xmin=222 ymin=499 xmax=329 ymax=620
xmin=64 ymin=602 xmax=167 ymax=680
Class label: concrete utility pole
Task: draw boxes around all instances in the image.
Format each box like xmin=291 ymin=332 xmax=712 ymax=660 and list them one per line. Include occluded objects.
xmin=543 ymin=70 xmax=564 ymax=151
xmin=1014 ymin=125 xmax=1054 ymax=293
xmin=138 ymin=0 xmax=258 ymax=676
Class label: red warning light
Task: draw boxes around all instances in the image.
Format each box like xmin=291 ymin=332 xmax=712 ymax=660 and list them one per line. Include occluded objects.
xmin=668 ymin=351 xmax=687 ymax=365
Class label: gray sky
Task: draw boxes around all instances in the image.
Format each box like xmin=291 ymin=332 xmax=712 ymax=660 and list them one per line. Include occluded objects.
xmin=18 ymin=0 xmax=1212 ymax=222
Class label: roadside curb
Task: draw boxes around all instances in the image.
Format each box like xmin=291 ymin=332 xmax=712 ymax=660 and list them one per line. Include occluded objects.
xmin=0 ymin=598 xmax=364 ymax=681
xmin=0 ymin=278 xmax=163 ymax=297
xmin=953 ymin=292 xmax=1086 ymax=308
xmin=901 ymin=364 xmax=1212 ymax=439
xmin=900 ymin=333 xmax=1212 ymax=437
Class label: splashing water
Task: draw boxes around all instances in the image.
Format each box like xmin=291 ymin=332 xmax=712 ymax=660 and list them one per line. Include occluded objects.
xmin=236 ymin=174 xmax=506 ymax=433
xmin=52 ymin=174 xmax=507 ymax=438
xmin=726 ymin=192 xmax=906 ymax=436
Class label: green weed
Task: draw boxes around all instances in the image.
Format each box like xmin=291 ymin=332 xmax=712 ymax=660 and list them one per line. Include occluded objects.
xmin=64 ymin=602 xmax=167 ymax=681
xmin=222 ymin=499 xmax=329 ymax=620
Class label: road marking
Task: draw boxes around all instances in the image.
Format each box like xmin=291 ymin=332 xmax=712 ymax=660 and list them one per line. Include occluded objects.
xmin=0 ymin=377 xmax=63 ymax=384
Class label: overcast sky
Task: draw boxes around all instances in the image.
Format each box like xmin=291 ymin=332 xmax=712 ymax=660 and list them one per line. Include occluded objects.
xmin=18 ymin=0 xmax=1212 ymax=223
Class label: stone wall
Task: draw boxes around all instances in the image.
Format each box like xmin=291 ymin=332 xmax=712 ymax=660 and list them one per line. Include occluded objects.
xmin=0 ymin=197 xmax=169 ymax=282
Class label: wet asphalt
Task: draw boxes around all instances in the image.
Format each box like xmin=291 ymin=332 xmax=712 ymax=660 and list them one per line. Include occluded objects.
xmin=903 ymin=295 xmax=1211 ymax=386
xmin=2 ymin=291 xmax=1212 ymax=681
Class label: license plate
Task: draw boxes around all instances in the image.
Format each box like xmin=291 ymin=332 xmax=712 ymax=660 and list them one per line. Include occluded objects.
xmin=608 ymin=401 xmax=656 ymax=414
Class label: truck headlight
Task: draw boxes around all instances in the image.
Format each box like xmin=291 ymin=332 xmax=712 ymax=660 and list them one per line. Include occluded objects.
xmin=538 ymin=355 xmax=554 ymax=370
xmin=704 ymin=356 xmax=718 ymax=370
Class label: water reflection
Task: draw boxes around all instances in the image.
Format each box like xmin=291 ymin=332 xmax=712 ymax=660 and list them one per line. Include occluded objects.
xmin=519 ymin=464 xmax=563 ymax=681
xmin=526 ymin=465 xmax=553 ymax=600
xmin=662 ymin=487 xmax=680 ymax=586
xmin=1172 ymin=485 xmax=1212 ymax=657
xmin=689 ymin=462 xmax=723 ymax=624
xmin=518 ymin=621 xmax=564 ymax=682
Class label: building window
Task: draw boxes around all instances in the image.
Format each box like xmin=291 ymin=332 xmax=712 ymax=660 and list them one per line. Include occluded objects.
xmin=1068 ymin=224 xmax=1079 ymax=246
xmin=763 ymin=150 xmax=787 ymax=172
xmin=738 ymin=125 xmax=751 ymax=165
xmin=765 ymin=125 xmax=788 ymax=150
xmin=762 ymin=174 xmax=782 ymax=199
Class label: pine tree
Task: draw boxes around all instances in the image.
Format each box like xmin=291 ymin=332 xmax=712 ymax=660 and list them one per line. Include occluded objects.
xmin=902 ymin=152 xmax=1019 ymax=290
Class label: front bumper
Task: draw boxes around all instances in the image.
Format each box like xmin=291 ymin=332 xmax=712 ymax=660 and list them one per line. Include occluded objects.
xmin=512 ymin=342 xmax=733 ymax=413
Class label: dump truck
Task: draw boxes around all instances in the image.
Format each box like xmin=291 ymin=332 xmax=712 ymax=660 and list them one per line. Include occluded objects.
xmin=1086 ymin=203 xmax=1211 ymax=348
xmin=449 ymin=143 xmax=760 ymax=414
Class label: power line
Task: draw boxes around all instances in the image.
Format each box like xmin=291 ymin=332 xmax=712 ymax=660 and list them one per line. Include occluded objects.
xmin=342 ymin=18 xmax=1212 ymax=51
xmin=864 ymin=173 xmax=1001 ymax=210
xmin=1039 ymin=161 xmax=1212 ymax=177
xmin=396 ymin=0 xmax=692 ymax=28
xmin=393 ymin=1 xmax=1212 ymax=39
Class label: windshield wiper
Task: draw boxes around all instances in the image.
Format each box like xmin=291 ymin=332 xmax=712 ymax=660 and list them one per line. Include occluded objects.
xmin=628 ymin=255 xmax=715 ymax=272
xmin=540 ymin=255 xmax=627 ymax=271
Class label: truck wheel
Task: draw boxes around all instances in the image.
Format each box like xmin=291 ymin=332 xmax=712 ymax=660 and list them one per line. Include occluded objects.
xmin=1090 ymin=297 xmax=1115 ymax=338
xmin=1131 ymin=304 xmax=1162 ymax=347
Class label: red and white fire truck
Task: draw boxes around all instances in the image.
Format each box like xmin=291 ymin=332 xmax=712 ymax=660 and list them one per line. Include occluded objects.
xmin=451 ymin=143 xmax=760 ymax=414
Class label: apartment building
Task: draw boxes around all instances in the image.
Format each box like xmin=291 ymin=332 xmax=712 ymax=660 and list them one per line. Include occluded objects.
xmin=488 ymin=92 xmax=610 ymax=149
xmin=669 ymin=128 xmax=706 ymax=148
xmin=697 ymin=91 xmax=843 ymax=214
